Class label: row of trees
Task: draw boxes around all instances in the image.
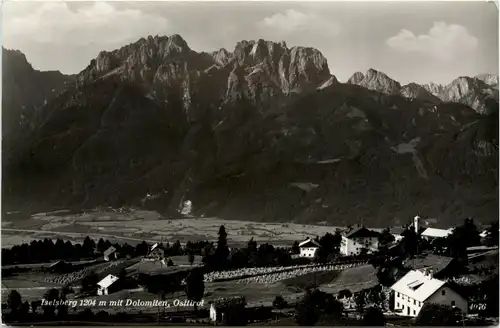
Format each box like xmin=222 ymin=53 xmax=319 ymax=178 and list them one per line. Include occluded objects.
xmin=201 ymin=226 xmax=295 ymax=270
xmin=6 ymin=287 xmax=71 ymax=321
xmin=201 ymin=225 xmax=347 ymax=271
xmin=2 ymin=234 xmax=216 ymax=266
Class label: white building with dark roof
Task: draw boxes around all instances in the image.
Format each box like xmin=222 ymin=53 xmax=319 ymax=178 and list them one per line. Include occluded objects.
xmin=391 ymin=269 xmax=467 ymax=317
xmin=298 ymin=238 xmax=321 ymax=258
xmin=97 ymin=274 xmax=120 ymax=295
xmin=421 ymin=228 xmax=454 ymax=240
xmin=340 ymin=225 xmax=379 ymax=256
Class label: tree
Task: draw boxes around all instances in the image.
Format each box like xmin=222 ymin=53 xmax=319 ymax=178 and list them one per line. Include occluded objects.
xmin=81 ymin=271 xmax=99 ymax=295
xmin=315 ymin=232 xmax=341 ymax=263
xmin=58 ymin=287 xmax=69 ymax=318
xmin=295 ymin=298 xmax=319 ymax=326
xmin=135 ymin=241 xmax=149 ymax=256
xmin=401 ymin=228 xmax=418 ymax=256
xmin=215 ymin=225 xmax=229 ymax=269
xmin=337 ymin=289 xmax=352 ymax=299
xmin=291 ymin=241 xmax=300 ymax=254
xmin=415 ymin=303 xmax=458 ymax=326
xmin=82 ymin=236 xmax=96 ymax=257
xmin=20 ymin=301 xmax=30 ymax=316
xmin=42 ymin=288 xmax=59 ymax=317
xmin=97 ymin=238 xmax=106 ymax=254
xmin=185 ymin=268 xmax=205 ymax=311
xmin=7 ymin=290 xmax=22 ymax=314
xmin=295 ymin=289 xmax=343 ymax=325
xmin=362 ymin=307 xmax=386 ymax=326
xmin=273 ymin=296 xmax=287 ymax=310
xmin=355 ymin=291 xmax=366 ymax=314
xmin=31 ymin=300 xmax=41 ymax=314
xmin=378 ymin=228 xmax=395 ymax=248
xmin=221 ymin=297 xmax=248 ymax=325
xmin=188 ymin=251 xmax=195 ymax=266
xmin=119 ymin=268 xmax=127 ymax=281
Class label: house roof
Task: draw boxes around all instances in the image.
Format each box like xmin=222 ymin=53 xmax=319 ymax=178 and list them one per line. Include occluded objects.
xmin=103 ymin=246 xmax=116 ymax=257
xmin=421 ymin=228 xmax=453 ymax=238
xmin=391 ymin=270 xmax=447 ymax=302
xmin=404 ymin=254 xmax=455 ymax=274
xmin=299 ymin=238 xmax=321 ymax=248
xmin=342 ymin=225 xmax=379 ymax=238
xmin=98 ymin=274 xmax=119 ymax=288
xmin=479 ymin=230 xmax=489 ymax=238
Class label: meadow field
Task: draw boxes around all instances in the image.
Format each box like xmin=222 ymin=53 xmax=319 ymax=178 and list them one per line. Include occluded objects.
xmin=2 ymin=207 xmax=348 ymax=248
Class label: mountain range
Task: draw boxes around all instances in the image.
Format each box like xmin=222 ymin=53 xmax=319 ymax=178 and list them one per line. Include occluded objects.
xmin=2 ymin=35 xmax=498 ymax=227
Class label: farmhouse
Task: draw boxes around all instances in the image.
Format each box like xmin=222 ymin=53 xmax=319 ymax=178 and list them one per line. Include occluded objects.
xmin=403 ymin=254 xmax=462 ymax=279
xmin=298 ymin=238 xmax=321 ymax=258
xmin=97 ymin=274 xmax=120 ymax=296
xmin=391 ymin=269 xmax=467 ymax=317
xmin=340 ymin=225 xmax=379 ymax=256
xmin=103 ymin=246 xmax=118 ymax=261
xmin=421 ymin=228 xmax=454 ymax=240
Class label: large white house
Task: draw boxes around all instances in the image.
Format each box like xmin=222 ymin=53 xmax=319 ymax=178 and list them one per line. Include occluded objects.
xmin=391 ymin=269 xmax=467 ymax=317
xmin=298 ymin=238 xmax=321 ymax=258
xmin=340 ymin=225 xmax=379 ymax=256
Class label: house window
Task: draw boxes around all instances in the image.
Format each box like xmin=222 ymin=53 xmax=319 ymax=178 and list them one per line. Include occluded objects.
xmin=413 ymin=310 xmax=416 ymax=315
xmin=414 ymin=300 xmax=416 ymax=305
xmin=397 ymin=292 xmax=399 ymax=297
xmin=442 ymin=290 xmax=446 ymax=296
xmin=451 ymin=301 xmax=455 ymax=306
xmin=397 ymin=302 xmax=399 ymax=307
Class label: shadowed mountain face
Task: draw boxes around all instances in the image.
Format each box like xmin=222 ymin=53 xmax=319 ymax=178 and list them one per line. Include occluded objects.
xmin=2 ymin=36 xmax=498 ymax=227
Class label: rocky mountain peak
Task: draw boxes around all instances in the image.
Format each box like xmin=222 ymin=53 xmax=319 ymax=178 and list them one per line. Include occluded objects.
xmin=211 ymin=48 xmax=231 ymax=67
xmin=348 ymin=68 xmax=401 ymax=95
xmin=423 ymin=82 xmax=445 ymax=96
xmin=400 ymin=82 xmax=440 ymax=103
xmin=475 ymin=73 xmax=499 ymax=87
xmin=347 ymin=71 xmax=365 ymax=84
xmin=2 ymin=48 xmax=34 ymax=73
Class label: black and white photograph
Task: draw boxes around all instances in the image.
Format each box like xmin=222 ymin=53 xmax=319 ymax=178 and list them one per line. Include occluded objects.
xmin=1 ymin=0 xmax=499 ymax=326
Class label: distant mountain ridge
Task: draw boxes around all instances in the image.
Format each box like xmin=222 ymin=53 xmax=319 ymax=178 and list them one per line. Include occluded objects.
xmin=347 ymin=69 xmax=498 ymax=114
xmin=2 ymin=35 xmax=498 ymax=228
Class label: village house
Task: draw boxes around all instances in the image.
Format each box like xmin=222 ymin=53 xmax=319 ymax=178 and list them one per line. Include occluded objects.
xmin=298 ymin=238 xmax=321 ymax=258
xmin=391 ymin=269 xmax=467 ymax=317
xmin=403 ymin=254 xmax=463 ymax=279
xmin=421 ymin=227 xmax=454 ymax=241
xmin=340 ymin=225 xmax=379 ymax=256
xmin=97 ymin=274 xmax=120 ymax=296
xmin=103 ymin=246 xmax=118 ymax=261
xmin=145 ymin=243 xmax=165 ymax=261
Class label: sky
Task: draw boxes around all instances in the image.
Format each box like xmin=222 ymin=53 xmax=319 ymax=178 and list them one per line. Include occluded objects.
xmin=2 ymin=1 xmax=498 ymax=85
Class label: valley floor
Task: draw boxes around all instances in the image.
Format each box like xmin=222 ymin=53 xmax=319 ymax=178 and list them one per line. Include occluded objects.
xmin=1 ymin=207 xmax=357 ymax=248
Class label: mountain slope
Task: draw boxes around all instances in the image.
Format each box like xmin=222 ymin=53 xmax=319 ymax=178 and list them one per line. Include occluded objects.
xmin=2 ymin=48 xmax=75 ymax=137
xmin=2 ymin=37 xmax=498 ymax=227
xmin=347 ymin=68 xmax=499 ymax=114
